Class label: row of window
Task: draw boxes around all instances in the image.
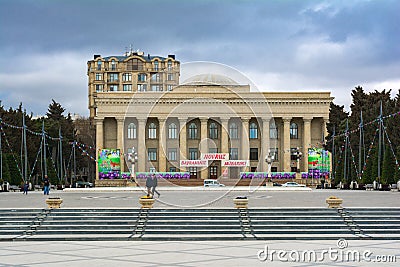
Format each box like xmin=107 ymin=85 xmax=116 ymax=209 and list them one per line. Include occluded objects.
xmin=145 ymin=147 xmax=279 ymax=161
xmin=95 ymin=73 xmax=175 ymax=82
xmin=126 ymin=122 xmax=299 ymax=140
xmin=95 ymin=84 xmax=175 ymax=92
xmin=97 ymin=59 xmax=175 ymax=72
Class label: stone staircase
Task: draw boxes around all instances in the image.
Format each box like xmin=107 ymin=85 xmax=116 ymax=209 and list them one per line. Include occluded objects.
xmin=1 ymin=208 xmax=399 ymax=241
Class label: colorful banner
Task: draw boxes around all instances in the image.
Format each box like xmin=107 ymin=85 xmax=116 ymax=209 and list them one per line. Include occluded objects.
xmin=201 ymin=153 xmax=229 ymax=160
xmin=98 ymin=149 xmax=121 ymax=175
xmin=240 ymin=172 xmax=296 ymax=179
xmin=180 ymin=160 xmax=208 ymax=167
xmin=222 ymin=160 xmax=250 ymax=167
xmin=136 ymin=172 xmax=190 ymax=179
xmin=308 ymin=148 xmax=330 ymax=178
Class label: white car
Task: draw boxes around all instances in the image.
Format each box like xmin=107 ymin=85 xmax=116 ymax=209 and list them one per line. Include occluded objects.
xmin=204 ymin=179 xmax=225 ymax=187
xmin=282 ymin=182 xmax=305 ymax=187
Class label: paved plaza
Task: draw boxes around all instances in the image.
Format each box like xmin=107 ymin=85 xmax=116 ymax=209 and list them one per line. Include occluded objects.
xmin=0 ymin=188 xmax=399 ymax=266
xmin=0 ymin=188 xmax=399 ymax=209
xmin=0 ymin=240 xmax=399 ymax=266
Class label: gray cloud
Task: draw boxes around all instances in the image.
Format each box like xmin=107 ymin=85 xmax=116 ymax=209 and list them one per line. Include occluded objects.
xmin=0 ymin=0 xmax=399 ymax=115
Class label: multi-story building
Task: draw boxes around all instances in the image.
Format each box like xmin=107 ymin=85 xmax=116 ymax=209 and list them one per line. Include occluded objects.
xmin=88 ymin=51 xmax=332 ymax=183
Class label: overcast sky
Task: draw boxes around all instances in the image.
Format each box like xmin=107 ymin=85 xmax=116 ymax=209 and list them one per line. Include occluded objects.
xmin=0 ymin=0 xmax=399 ymax=117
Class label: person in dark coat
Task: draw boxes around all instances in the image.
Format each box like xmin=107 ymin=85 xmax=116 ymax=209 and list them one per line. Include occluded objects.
xmin=23 ymin=181 xmax=29 ymax=195
xmin=146 ymin=174 xmax=152 ymax=197
xmin=151 ymin=174 xmax=160 ymax=198
xmin=43 ymin=175 xmax=50 ymax=195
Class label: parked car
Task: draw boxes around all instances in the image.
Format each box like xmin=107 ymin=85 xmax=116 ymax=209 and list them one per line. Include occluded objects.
xmin=282 ymin=182 xmax=305 ymax=187
xmin=76 ymin=181 xmax=94 ymax=188
xmin=204 ymin=179 xmax=225 ymax=187
xmin=273 ymin=182 xmax=282 ymax=186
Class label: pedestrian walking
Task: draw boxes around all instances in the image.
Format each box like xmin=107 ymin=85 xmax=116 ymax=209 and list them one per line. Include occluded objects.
xmin=146 ymin=174 xmax=153 ymax=197
xmin=23 ymin=181 xmax=29 ymax=195
xmin=151 ymin=174 xmax=160 ymax=198
xmin=43 ymin=175 xmax=50 ymax=195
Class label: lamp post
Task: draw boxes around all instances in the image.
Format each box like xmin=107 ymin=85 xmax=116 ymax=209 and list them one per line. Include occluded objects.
xmin=128 ymin=146 xmax=138 ymax=184
xmin=295 ymin=147 xmax=302 ymax=182
xmin=265 ymin=150 xmax=274 ymax=183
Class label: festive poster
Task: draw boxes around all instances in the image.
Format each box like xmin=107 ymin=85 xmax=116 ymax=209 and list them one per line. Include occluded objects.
xmin=98 ymin=149 xmax=121 ymax=174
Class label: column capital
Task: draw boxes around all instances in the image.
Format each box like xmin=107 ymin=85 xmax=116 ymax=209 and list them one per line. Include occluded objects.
xmin=282 ymin=117 xmax=292 ymax=123
xmin=199 ymin=117 xmax=209 ymax=123
xmin=137 ymin=118 xmax=147 ymax=123
xmin=303 ymin=117 xmax=313 ymax=122
xmin=241 ymin=117 xmax=250 ymax=122
xmin=116 ymin=117 xmax=125 ymax=123
xmin=262 ymin=117 xmax=272 ymax=123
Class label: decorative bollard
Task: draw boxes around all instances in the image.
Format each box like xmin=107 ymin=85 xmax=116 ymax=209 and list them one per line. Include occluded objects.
xmin=139 ymin=196 xmax=155 ymax=209
xmin=326 ymin=196 xmax=343 ymax=208
xmin=233 ymin=196 xmax=248 ymax=209
xmin=45 ymin=197 xmax=63 ymax=209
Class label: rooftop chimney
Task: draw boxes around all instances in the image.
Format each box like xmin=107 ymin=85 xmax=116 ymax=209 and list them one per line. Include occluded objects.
xmin=168 ymin=54 xmax=175 ymax=59
xmin=94 ymin=54 xmax=101 ymax=60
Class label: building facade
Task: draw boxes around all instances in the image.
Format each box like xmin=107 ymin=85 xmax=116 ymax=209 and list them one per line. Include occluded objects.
xmin=88 ymin=51 xmax=332 ymax=181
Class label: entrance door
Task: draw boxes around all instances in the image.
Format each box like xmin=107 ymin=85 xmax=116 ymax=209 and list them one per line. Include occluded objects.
xmin=209 ymin=166 xmax=218 ymax=179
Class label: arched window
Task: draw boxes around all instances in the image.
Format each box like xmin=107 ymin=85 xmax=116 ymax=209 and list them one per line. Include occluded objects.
xmin=209 ymin=122 xmax=218 ymax=139
xmin=188 ymin=123 xmax=198 ymax=139
xmin=111 ymin=59 xmax=116 ymax=70
xmin=127 ymin=123 xmax=136 ymax=139
xmin=154 ymin=61 xmax=159 ymax=71
xmin=270 ymin=121 xmax=278 ymax=139
xmin=148 ymin=122 xmax=157 ymax=139
xmin=97 ymin=60 xmax=102 ymax=70
xmin=290 ymin=122 xmax=298 ymax=139
xmin=249 ymin=122 xmax=258 ymax=139
xmin=168 ymin=123 xmax=177 ymax=139
xmin=229 ymin=122 xmax=238 ymax=139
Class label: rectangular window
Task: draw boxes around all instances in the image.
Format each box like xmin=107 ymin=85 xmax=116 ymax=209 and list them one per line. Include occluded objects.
xmin=108 ymin=73 xmax=118 ymax=82
xmin=138 ymin=73 xmax=146 ymax=82
xmin=271 ymin=167 xmax=278 ymax=172
xmin=168 ymin=148 xmax=177 ymax=161
xmin=97 ymin=61 xmax=102 ymax=70
xmin=167 ymin=85 xmax=173 ymax=91
xmin=168 ymin=73 xmax=174 ymax=81
xmin=169 ymin=167 xmax=176 ymax=172
xmin=138 ymin=84 xmax=147 ymax=92
xmin=270 ymin=148 xmax=278 ymax=161
xmin=123 ymin=84 xmax=132 ymax=91
xmin=189 ymin=148 xmax=198 ymax=160
xmin=230 ymin=148 xmax=238 ymax=160
xmin=95 ymin=73 xmax=102 ymax=81
xmin=148 ymin=148 xmax=157 ymax=161
xmin=95 ymin=84 xmax=103 ymax=92
xmin=250 ymin=148 xmax=258 ymax=161
xmin=109 ymin=85 xmax=118 ymax=91
xmin=149 ymin=167 xmax=156 ymax=172
xmin=167 ymin=61 xmax=173 ymax=71
xmin=151 ymin=73 xmax=160 ymax=82
xmin=122 ymin=73 xmax=132 ymax=82
xmin=291 ymin=167 xmax=298 ymax=172
xmin=151 ymin=85 xmax=162 ymax=91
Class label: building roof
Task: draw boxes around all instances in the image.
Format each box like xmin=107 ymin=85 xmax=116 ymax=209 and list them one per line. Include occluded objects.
xmin=182 ymin=74 xmax=239 ymax=86
xmin=102 ymin=55 xmax=168 ymax=62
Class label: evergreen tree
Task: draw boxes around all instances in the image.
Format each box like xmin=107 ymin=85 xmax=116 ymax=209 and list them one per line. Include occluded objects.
xmin=382 ymin=145 xmax=394 ymax=184
xmin=46 ymin=99 xmax=65 ymax=121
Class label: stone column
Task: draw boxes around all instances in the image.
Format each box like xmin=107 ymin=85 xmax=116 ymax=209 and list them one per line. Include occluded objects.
xmin=95 ymin=118 xmax=104 ymax=180
xmin=137 ymin=118 xmax=147 ymax=173
xmin=220 ymin=118 xmax=229 ymax=178
xmin=200 ymin=118 xmax=208 ymax=179
xmin=303 ymin=117 xmax=312 ymax=173
xmin=116 ymin=118 xmax=125 ymax=172
xmin=178 ymin=118 xmax=187 ymax=172
xmin=322 ymin=117 xmax=329 ymax=143
xmin=261 ymin=118 xmax=271 ymax=172
xmin=282 ymin=117 xmax=292 ymax=172
xmin=158 ymin=118 xmax=166 ymax=172
xmin=241 ymin=117 xmax=250 ymax=172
